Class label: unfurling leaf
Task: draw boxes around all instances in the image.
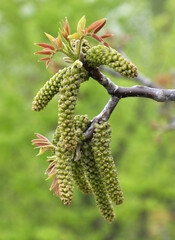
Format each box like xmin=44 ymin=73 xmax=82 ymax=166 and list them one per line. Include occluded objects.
xmin=34 ymin=43 xmax=55 ymax=50
xmin=77 ymin=16 xmax=86 ymax=33
xmin=34 ymin=51 xmax=52 ymax=55
xmin=64 ymin=17 xmax=70 ymax=35
xmin=46 ymin=59 xmax=51 ymax=68
xmin=46 ymin=172 xmax=57 ymax=180
xmin=59 ymin=17 xmax=71 ymax=41
xmin=85 ymin=18 xmax=106 ymax=33
xmin=100 ymin=34 xmax=113 ymax=38
xmin=93 ymin=19 xmax=106 ymax=34
xmin=44 ymin=32 xmax=57 ymax=47
xmin=68 ymin=32 xmax=82 ymax=40
xmin=38 ymin=57 xmax=51 ymax=62
xmin=36 ymin=146 xmax=53 ymax=156
xmin=92 ymin=34 xmax=103 ymax=42
xmin=56 ymin=33 xmax=63 ymax=49
xmin=32 ymin=133 xmax=55 ymax=155
xmin=49 ymin=177 xmax=58 ymax=191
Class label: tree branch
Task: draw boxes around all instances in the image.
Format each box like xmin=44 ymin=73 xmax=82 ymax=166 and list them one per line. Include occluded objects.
xmin=100 ymin=66 xmax=160 ymax=89
xmin=83 ymin=62 xmax=175 ymax=102
xmin=114 ymin=85 xmax=175 ymax=102
xmin=83 ymin=61 xmax=175 ymax=140
xmin=84 ymin=96 xmax=120 ymax=140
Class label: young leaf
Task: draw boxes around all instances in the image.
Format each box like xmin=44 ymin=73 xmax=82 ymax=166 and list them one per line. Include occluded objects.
xmin=77 ymin=16 xmax=86 ymax=33
xmin=85 ymin=18 xmax=106 ymax=33
xmin=34 ymin=43 xmax=55 ymax=50
xmin=44 ymin=32 xmax=57 ymax=47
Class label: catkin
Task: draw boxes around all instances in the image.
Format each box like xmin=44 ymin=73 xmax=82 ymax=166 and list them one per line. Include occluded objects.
xmin=81 ymin=142 xmax=115 ymax=222
xmin=32 ymin=70 xmax=63 ymax=111
xmin=58 ymin=60 xmax=89 ymax=151
xmin=71 ymin=114 xmax=92 ymax=194
xmin=55 ymin=140 xmax=74 ymax=205
xmin=92 ymin=122 xmax=124 ymax=205
xmin=85 ymin=45 xmax=138 ymax=78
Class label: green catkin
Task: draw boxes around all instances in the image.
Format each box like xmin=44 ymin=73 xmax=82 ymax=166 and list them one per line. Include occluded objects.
xmin=58 ymin=60 xmax=89 ymax=151
xmin=71 ymin=159 xmax=92 ymax=194
xmin=52 ymin=125 xmax=60 ymax=146
xmin=32 ymin=70 xmax=63 ymax=111
xmin=85 ymin=45 xmax=138 ymax=78
xmin=53 ymin=62 xmax=89 ymax=204
xmin=55 ymin=140 xmax=74 ymax=205
xmin=92 ymin=122 xmax=124 ymax=205
xmin=71 ymin=114 xmax=92 ymax=194
xmin=74 ymin=114 xmax=90 ymax=143
xmin=81 ymin=142 xmax=115 ymax=222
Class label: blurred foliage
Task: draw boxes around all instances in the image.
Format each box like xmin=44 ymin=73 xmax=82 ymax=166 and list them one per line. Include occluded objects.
xmin=0 ymin=0 xmax=175 ymax=239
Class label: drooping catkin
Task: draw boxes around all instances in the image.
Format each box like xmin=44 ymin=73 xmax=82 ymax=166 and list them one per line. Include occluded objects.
xmin=55 ymin=139 xmax=74 ymax=205
xmin=85 ymin=45 xmax=138 ymax=78
xmin=58 ymin=60 xmax=89 ymax=151
xmin=92 ymin=122 xmax=124 ymax=205
xmin=81 ymin=142 xmax=115 ymax=223
xmin=71 ymin=158 xmax=92 ymax=194
xmin=32 ymin=70 xmax=63 ymax=111
xmin=71 ymin=114 xmax=92 ymax=194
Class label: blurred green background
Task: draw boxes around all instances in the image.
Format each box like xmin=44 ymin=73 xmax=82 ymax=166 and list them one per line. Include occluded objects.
xmin=0 ymin=0 xmax=175 ymax=239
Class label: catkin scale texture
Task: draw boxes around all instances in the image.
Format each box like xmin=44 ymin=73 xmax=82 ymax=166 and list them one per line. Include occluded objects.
xmin=71 ymin=115 xmax=92 ymax=193
xmin=58 ymin=61 xmax=89 ymax=151
xmin=81 ymin=142 xmax=115 ymax=222
xmin=55 ymin=141 xmax=74 ymax=205
xmin=92 ymin=122 xmax=124 ymax=205
xmin=86 ymin=45 xmax=138 ymax=78
xmin=32 ymin=71 xmax=62 ymax=111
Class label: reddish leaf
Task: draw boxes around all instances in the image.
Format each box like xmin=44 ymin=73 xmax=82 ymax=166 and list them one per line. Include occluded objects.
xmin=103 ymin=41 xmax=110 ymax=47
xmin=50 ymin=177 xmax=58 ymax=191
xmin=46 ymin=59 xmax=51 ymax=68
xmin=92 ymin=34 xmax=103 ymax=42
xmin=64 ymin=17 xmax=70 ymax=35
xmin=86 ymin=18 xmax=106 ymax=33
xmin=53 ymin=184 xmax=59 ymax=196
xmin=38 ymin=57 xmax=51 ymax=62
xmin=35 ymin=133 xmax=48 ymax=140
xmin=93 ymin=19 xmax=107 ymax=34
xmin=35 ymin=43 xmax=55 ymax=50
xmin=100 ymin=34 xmax=113 ymax=38
xmin=34 ymin=51 xmax=52 ymax=55
xmin=46 ymin=164 xmax=56 ymax=175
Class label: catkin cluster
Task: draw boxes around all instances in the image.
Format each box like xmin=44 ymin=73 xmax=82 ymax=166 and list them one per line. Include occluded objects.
xmin=32 ymin=44 xmax=135 ymax=222
xmin=85 ymin=45 xmax=138 ymax=78
xmin=46 ymin=117 xmax=123 ymax=222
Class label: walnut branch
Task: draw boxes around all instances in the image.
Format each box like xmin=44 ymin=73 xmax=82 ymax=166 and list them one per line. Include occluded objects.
xmin=100 ymin=66 xmax=160 ymax=89
xmin=114 ymin=86 xmax=175 ymax=102
xmin=85 ymin=96 xmax=120 ymax=140
xmin=83 ymin=62 xmax=175 ymax=140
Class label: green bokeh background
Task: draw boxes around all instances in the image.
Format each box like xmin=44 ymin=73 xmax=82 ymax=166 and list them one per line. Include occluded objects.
xmin=0 ymin=0 xmax=175 ymax=239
